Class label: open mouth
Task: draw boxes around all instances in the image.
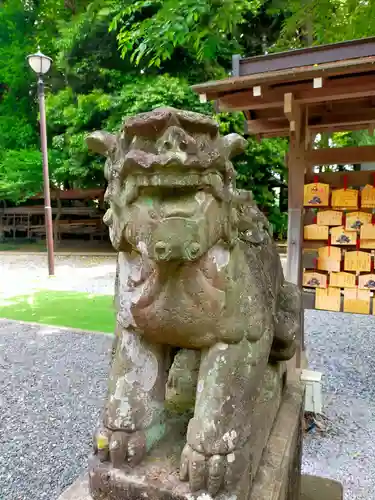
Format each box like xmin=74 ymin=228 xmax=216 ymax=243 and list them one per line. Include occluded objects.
xmin=122 ymin=172 xmax=225 ymax=206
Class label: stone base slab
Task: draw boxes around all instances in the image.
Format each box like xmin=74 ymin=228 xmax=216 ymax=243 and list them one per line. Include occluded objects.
xmin=57 ymin=474 xmax=343 ymax=500
xmin=57 ymin=474 xmax=91 ymax=500
xmin=300 ymin=475 xmax=343 ymax=500
xmin=58 ymin=383 xmax=317 ymax=500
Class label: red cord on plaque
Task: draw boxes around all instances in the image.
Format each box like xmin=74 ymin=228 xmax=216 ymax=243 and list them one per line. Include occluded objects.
xmin=343 ymin=174 xmax=348 ymax=191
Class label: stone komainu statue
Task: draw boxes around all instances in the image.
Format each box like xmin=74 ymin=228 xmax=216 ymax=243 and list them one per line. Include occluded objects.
xmin=86 ymin=108 xmax=300 ymax=499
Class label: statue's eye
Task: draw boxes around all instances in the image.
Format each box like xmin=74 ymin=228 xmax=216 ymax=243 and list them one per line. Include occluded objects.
xmin=180 ymin=140 xmax=188 ymax=151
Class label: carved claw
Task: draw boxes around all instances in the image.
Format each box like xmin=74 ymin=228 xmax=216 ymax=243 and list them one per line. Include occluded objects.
xmin=93 ymin=427 xmax=146 ymax=467
xmin=180 ymin=444 xmax=235 ymax=496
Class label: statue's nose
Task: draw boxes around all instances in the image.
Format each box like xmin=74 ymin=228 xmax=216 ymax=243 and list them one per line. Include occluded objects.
xmin=153 ymin=240 xmax=201 ymax=261
xmin=154 ymin=241 xmax=171 ymax=260
xmin=162 ymin=138 xmax=188 ymax=154
xmin=157 ymin=127 xmax=196 ymax=157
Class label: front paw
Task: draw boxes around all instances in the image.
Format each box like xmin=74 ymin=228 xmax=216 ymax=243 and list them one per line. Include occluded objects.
xmin=93 ymin=427 xmax=146 ymax=467
xmin=179 ymin=444 xmax=239 ymax=496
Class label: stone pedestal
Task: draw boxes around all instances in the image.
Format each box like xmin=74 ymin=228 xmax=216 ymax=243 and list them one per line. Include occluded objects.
xmin=57 ymin=382 xmax=342 ymax=500
xmin=85 ymin=383 xmax=303 ymax=500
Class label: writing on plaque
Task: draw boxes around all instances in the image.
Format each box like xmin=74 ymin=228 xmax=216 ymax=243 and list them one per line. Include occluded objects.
xmin=304 ymin=224 xmax=329 ymax=240
xmin=315 ymin=287 xmax=341 ymax=312
xmin=344 ymin=251 xmax=371 ymax=272
xmin=329 ymin=272 xmax=356 ymax=288
xmin=317 ymin=210 xmax=342 ymax=227
xmin=331 ymin=188 xmax=358 ymax=209
xmin=360 ymin=223 xmax=375 ymax=240
xmin=361 ymin=185 xmax=375 ymax=208
xmin=360 ymin=240 xmax=375 ymax=249
xmin=317 ymin=246 xmax=341 ymax=272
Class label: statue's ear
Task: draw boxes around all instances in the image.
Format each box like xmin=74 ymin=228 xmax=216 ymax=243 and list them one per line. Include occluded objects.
xmin=222 ymin=133 xmax=247 ymax=159
xmin=86 ymin=131 xmax=116 ymax=156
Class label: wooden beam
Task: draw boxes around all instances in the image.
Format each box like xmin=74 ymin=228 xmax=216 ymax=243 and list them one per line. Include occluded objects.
xmin=217 ymin=73 xmax=375 ymax=111
xmin=259 ymin=123 xmax=374 ymax=138
xmin=247 ymin=121 xmax=375 ymax=137
xmin=306 ymin=145 xmax=375 ymax=165
xmin=309 ymin=108 xmax=375 ymax=129
xmin=253 ymin=98 xmax=374 ymax=121
xmin=305 ymin=169 xmax=375 ymax=188
xmin=247 ymin=118 xmax=289 ymax=136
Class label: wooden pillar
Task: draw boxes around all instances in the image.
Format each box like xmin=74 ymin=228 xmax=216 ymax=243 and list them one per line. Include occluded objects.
xmin=284 ymin=95 xmax=307 ymax=370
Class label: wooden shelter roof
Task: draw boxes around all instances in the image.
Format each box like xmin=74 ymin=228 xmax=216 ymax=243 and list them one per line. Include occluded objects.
xmin=31 ymin=188 xmax=105 ymax=200
xmin=192 ymin=37 xmax=375 ymax=141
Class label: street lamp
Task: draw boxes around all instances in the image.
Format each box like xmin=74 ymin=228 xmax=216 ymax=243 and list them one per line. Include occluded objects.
xmin=27 ymin=50 xmax=55 ymax=276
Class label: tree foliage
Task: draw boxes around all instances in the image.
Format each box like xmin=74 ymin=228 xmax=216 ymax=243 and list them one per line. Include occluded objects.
xmin=272 ymin=0 xmax=375 ymax=50
xmin=7 ymin=0 xmax=363 ymax=238
xmin=111 ymin=0 xmax=261 ymax=69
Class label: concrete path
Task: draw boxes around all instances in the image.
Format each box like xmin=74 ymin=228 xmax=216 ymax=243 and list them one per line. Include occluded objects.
xmin=0 ymin=253 xmax=287 ymax=301
xmin=0 ymin=254 xmax=117 ymax=300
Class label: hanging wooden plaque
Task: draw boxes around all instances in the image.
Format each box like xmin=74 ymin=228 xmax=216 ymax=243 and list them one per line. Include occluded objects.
xmin=317 ymin=210 xmax=342 ymax=226
xmin=303 ymin=271 xmax=328 ymax=288
xmin=343 ymin=289 xmax=371 ymax=315
xmin=358 ymin=274 xmax=375 ymax=290
xmin=331 ymin=188 xmax=358 ymax=209
xmin=304 ymin=224 xmax=329 ymax=240
xmin=360 ymin=223 xmax=375 ymax=240
xmin=329 ymin=272 xmax=356 ymax=288
xmin=360 ymin=240 xmax=375 ymax=249
xmin=315 ymin=287 xmax=341 ymax=312
xmin=317 ymin=246 xmax=341 ymax=272
xmin=345 ymin=212 xmax=372 ymax=231
xmin=304 ymin=183 xmax=330 ymax=207
xmin=344 ymin=251 xmax=371 ymax=272
xmin=361 ymin=185 xmax=375 ymax=208
xmin=331 ymin=226 xmax=356 ymax=246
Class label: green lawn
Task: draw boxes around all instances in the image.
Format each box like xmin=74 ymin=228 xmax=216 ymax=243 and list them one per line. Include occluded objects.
xmin=0 ymin=290 xmax=115 ymax=333
xmin=0 ymin=241 xmax=47 ymax=252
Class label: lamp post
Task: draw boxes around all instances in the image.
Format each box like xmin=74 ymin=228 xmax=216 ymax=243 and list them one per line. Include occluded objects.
xmin=27 ymin=50 xmax=55 ymax=276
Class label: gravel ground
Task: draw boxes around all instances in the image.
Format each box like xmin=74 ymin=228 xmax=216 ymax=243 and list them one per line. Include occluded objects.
xmin=0 ymin=320 xmax=111 ymax=500
xmin=1 ymin=255 xmax=374 ymax=499
xmin=303 ymin=310 xmax=375 ymax=500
